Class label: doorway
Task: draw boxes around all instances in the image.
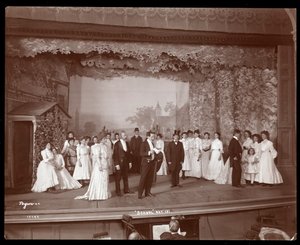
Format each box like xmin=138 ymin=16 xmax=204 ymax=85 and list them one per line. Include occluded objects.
xmin=13 ymin=121 xmax=33 ymax=187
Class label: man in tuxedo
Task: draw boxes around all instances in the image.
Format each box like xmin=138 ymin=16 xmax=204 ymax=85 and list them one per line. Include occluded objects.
xmin=228 ymin=129 xmax=244 ymax=188
xmin=166 ymin=133 xmax=184 ymax=188
xmin=137 ymin=131 xmax=156 ymax=199
xmin=130 ymin=128 xmax=143 ymax=174
xmin=113 ymin=131 xmax=133 ymax=196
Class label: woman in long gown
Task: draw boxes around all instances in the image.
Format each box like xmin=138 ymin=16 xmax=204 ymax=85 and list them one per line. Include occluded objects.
xmin=75 ymin=135 xmax=112 ymax=200
xmin=31 ymin=143 xmax=59 ymax=192
xmin=201 ymin=132 xmax=212 ymax=180
xmin=255 ymin=131 xmax=283 ymax=186
xmin=73 ymin=137 xmax=92 ymax=185
xmin=52 ymin=148 xmax=82 ymax=190
xmin=206 ymin=132 xmax=224 ymax=181
xmin=241 ymin=130 xmax=254 ymax=183
xmin=156 ymin=134 xmax=168 ymax=176
xmin=90 ymin=136 xmax=100 ymax=170
xmin=186 ymin=130 xmax=202 ymax=179
xmin=179 ymin=132 xmax=191 ymax=179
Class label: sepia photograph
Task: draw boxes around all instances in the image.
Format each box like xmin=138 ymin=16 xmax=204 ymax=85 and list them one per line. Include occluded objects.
xmin=4 ymin=6 xmax=296 ymax=240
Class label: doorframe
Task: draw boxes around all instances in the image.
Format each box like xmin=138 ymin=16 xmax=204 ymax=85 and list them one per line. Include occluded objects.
xmin=6 ymin=115 xmax=36 ymax=188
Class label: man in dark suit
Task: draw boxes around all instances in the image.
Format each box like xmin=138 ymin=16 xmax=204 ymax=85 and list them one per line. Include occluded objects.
xmin=137 ymin=131 xmax=156 ymax=199
xmin=166 ymin=133 xmax=184 ymax=188
xmin=113 ymin=131 xmax=133 ymax=196
xmin=228 ymin=129 xmax=244 ymax=188
xmin=129 ymin=128 xmax=143 ymax=174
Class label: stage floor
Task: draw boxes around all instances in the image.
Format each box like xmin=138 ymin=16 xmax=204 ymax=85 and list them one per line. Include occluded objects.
xmin=5 ymin=174 xmax=296 ymax=224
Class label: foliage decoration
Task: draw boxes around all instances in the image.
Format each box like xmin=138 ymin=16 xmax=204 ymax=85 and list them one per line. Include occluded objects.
xmin=32 ymin=106 xmax=68 ymax=186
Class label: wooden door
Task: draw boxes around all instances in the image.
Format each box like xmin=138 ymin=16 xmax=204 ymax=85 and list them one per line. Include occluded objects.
xmin=13 ymin=121 xmax=33 ymax=187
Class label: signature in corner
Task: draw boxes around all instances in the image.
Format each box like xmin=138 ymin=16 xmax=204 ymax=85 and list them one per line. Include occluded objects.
xmin=19 ymin=201 xmax=40 ymax=210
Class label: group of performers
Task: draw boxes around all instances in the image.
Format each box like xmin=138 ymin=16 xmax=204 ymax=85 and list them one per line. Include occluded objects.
xmin=31 ymin=127 xmax=283 ymax=200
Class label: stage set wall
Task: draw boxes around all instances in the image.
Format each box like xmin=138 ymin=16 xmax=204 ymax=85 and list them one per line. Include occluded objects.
xmin=5 ymin=45 xmax=296 ymax=189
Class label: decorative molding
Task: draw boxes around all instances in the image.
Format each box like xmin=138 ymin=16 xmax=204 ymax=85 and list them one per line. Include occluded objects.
xmin=5 ymin=18 xmax=293 ymax=47
xmin=5 ymin=7 xmax=292 ymax=35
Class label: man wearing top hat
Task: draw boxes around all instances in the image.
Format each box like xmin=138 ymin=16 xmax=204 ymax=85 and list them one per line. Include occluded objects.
xmin=166 ymin=131 xmax=185 ymax=188
xmin=130 ymin=128 xmax=143 ymax=174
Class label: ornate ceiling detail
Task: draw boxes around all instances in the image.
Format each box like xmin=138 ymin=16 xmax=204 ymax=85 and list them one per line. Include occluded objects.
xmin=6 ymin=7 xmax=292 ymax=35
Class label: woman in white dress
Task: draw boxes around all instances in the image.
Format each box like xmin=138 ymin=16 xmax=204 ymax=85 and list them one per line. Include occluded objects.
xmin=156 ymin=134 xmax=168 ymax=176
xmin=201 ymin=132 xmax=212 ymax=180
xmin=73 ymin=137 xmax=92 ymax=185
xmin=75 ymin=135 xmax=112 ymax=200
xmin=179 ymin=132 xmax=191 ymax=179
xmin=52 ymin=148 xmax=82 ymax=190
xmin=206 ymin=132 xmax=224 ymax=181
xmin=31 ymin=143 xmax=59 ymax=192
xmin=186 ymin=130 xmax=202 ymax=179
xmin=255 ymin=131 xmax=283 ymax=186
xmin=241 ymin=130 xmax=254 ymax=183
xmin=90 ymin=136 xmax=100 ymax=170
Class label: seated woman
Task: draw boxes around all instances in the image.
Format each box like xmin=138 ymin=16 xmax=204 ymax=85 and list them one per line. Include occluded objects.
xmin=75 ymin=134 xmax=111 ymax=200
xmin=31 ymin=142 xmax=59 ymax=192
xmin=52 ymin=147 xmax=82 ymax=190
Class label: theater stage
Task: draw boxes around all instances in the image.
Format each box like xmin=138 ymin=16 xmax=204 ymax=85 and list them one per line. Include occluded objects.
xmin=4 ymin=174 xmax=296 ymax=239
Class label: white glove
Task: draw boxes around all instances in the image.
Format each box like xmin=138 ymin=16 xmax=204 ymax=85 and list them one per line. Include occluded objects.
xmin=129 ymin=162 xmax=132 ymax=169
xmin=115 ymin=165 xmax=120 ymax=171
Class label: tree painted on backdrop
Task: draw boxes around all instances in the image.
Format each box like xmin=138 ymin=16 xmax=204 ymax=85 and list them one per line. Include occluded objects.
xmin=126 ymin=106 xmax=155 ymax=130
